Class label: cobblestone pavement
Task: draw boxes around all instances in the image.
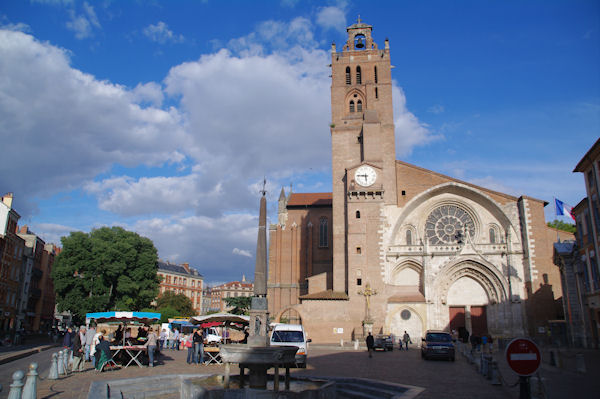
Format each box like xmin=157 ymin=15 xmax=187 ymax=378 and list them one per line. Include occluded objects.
xmin=0 ymin=344 xmax=596 ymax=398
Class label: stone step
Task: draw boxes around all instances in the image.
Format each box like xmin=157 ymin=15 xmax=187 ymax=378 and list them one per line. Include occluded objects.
xmin=336 ymin=381 xmax=402 ymax=399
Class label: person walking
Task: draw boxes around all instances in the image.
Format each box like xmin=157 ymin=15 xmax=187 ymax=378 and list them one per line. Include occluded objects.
xmin=193 ymin=328 xmax=204 ymax=365
xmin=402 ymin=331 xmax=411 ymax=350
xmin=366 ymin=332 xmax=374 ymax=358
xmin=144 ymin=327 xmax=158 ymax=367
xmin=72 ymin=327 xmax=86 ymax=372
xmin=173 ymin=328 xmax=180 ymax=351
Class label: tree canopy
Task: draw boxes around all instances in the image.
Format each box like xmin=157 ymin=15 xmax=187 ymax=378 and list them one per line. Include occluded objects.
xmin=547 ymin=219 xmax=576 ymax=233
xmin=223 ymin=296 xmax=252 ymax=315
xmin=52 ymin=226 xmax=160 ymax=323
xmin=156 ymin=291 xmax=195 ymax=317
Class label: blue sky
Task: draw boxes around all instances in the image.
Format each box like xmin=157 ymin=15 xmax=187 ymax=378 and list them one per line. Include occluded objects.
xmin=1 ymin=0 xmax=598 ymax=284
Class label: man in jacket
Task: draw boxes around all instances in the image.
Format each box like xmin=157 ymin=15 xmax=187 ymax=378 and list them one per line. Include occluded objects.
xmin=85 ymin=324 xmax=96 ymax=363
xmin=366 ymin=332 xmax=374 ymax=358
xmin=72 ymin=326 xmax=86 ymax=372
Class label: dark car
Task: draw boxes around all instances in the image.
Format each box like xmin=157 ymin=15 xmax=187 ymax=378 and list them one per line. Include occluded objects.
xmin=421 ymin=330 xmax=455 ymax=361
xmin=373 ymin=334 xmax=394 ymax=351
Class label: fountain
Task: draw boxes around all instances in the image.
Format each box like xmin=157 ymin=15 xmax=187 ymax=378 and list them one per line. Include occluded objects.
xmin=218 ymin=180 xmax=306 ymax=392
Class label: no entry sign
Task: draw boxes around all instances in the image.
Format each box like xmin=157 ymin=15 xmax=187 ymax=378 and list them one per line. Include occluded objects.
xmin=505 ymin=338 xmax=541 ymax=376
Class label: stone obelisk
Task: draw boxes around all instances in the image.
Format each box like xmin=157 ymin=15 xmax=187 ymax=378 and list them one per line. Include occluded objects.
xmin=248 ymin=180 xmax=270 ymax=347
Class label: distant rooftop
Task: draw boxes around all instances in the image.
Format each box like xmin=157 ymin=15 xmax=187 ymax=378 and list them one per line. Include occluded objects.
xmin=287 ymin=193 xmax=332 ymax=208
xmin=158 ymin=261 xmax=203 ymax=278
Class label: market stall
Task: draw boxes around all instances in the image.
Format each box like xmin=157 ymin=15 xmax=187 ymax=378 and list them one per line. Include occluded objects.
xmin=86 ymin=311 xmax=161 ymax=368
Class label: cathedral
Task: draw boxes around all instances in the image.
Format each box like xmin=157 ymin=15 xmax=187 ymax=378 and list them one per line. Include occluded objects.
xmin=267 ymin=19 xmax=570 ymax=343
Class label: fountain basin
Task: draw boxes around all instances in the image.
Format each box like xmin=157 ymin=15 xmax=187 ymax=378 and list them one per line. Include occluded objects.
xmin=220 ymin=345 xmax=298 ymax=365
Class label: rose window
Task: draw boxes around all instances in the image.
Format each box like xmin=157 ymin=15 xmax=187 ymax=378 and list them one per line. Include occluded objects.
xmin=425 ymin=205 xmax=475 ymax=244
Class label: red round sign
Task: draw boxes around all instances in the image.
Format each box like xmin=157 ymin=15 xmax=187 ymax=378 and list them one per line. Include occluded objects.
xmin=505 ymin=337 xmax=541 ymax=376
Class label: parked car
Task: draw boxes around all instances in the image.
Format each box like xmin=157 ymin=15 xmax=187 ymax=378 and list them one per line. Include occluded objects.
xmin=270 ymin=324 xmax=311 ymax=368
xmin=421 ymin=330 xmax=455 ymax=361
xmin=373 ymin=334 xmax=394 ymax=351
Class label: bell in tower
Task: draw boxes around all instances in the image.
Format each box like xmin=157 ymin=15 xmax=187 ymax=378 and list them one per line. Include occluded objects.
xmin=355 ymin=35 xmax=365 ymax=49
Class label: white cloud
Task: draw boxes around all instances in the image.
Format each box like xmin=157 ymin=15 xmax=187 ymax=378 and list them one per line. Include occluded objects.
xmin=0 ymin=30 xmax=186 ymax=214
xmin=393 ymin=84 xmax=443 ymax=156
xmin=29 ymin=222 xmax=80 ymax=246
xmin=131 ymin=82 xmax=164 ymax=107
xmin=0 ymin=16 xmax=31 ymax=33
xmin=233 ymin=248 xmax=252 ymax=258
xmin=143 ymin=21 xmax=184 ymax=44
xmin=316 ymin=6 xmax=347 ymax=32
xmin=66 ymin=2 xmax=100 ymax=39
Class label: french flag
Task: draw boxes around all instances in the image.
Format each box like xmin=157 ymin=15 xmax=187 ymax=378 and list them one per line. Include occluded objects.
xmin=555 ymin=198 xmax=575 ymax=221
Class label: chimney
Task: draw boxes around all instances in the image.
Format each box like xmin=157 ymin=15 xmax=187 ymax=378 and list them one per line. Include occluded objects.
xmin=2 ymin=193 xmax=13 ymax=208
xmin=182 ymin=262 xmax=190 ymax=272
xmin=19 ymin=225 xmax=29 ymax=234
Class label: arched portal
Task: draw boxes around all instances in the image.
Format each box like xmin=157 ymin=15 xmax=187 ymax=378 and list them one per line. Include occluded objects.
xmin=389 ymin=307 xmax=423 ymax=344
xmin=434 ymin=259 xmax=508 ymax=337
xmin=275 ymin=307 xmax=303 ymax=325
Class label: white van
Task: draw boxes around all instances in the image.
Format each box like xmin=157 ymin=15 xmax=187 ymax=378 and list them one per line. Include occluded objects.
xmin=269 ymin=324 xmax=310 ymax=368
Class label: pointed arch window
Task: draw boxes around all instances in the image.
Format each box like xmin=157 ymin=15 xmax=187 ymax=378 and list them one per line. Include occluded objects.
xmin=356 ymin=66 xmax=362 ymax=84
xmin=357 ymin=100 xmax=363 ymax=112
xmin=406 ymin=230 xmax=412 ymax=245
xmin=319 ymin=218 xmax=328 ymax=247
xmin=345 ymin=66 xmax=351 ymax=85
xmin=375 ymin=87 xmax=378 ymax=99
xmin=374 ymin=66 xmax=378 ymax=83
xmin=489 ymin=228 xmax=496 ymax=244
xmin=349 ymin=100 xmax=355 ymax=113
xmin=356 ymin=210 xmax=361 ymax=219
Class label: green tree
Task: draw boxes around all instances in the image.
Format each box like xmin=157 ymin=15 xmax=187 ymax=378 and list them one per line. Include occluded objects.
xmin=156 ymin=291 xmax=194 ymax=316
xmin=223 ymin=296 xmax=252 ymax=315
xmin=158 ymin=306 xmax=179 ymax=323
xmin=52 ymin=226 xmax=160 ymax=324
xmin=547 ymin=219 xmax=576 ymax=233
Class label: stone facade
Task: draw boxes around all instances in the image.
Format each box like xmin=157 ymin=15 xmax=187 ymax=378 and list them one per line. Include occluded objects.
xmin=267 ymin=19 xmax=566 ymax=343
xmin=157 ymin=261 xmax=204 ymax=314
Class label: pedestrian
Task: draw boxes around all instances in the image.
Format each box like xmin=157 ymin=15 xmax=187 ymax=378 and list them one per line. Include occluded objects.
xmin=402 ymin=331 xmax=411 ymax=350
xmin=72 ymin=327 xmax=85 ymax=372
xmin=90 ymin=328 xmax=103 ymax=368
xmin=173 ymin=328 xmax=180 ymax=351
xmin=470 ymin=334 xmax=478 ymax=353
xmin=94 ymin=331 xmax=111 ymax=371
xmin=185 ymin=333 xmax=194 ymax=364
xmin=481 ymin=334 xmax=488 ymax=353
xmin=366 ymin=332 xmax=374 ymax=358
xmin=159 ymin=329 xmax=166 ymax=350
xmin=193 ymin=327 xmax=204 ymax=364
xmin=85 ymin=324 xmax=96 ymax=362
xmin=398 ymin=336 xmax=403 ymax=351
xmin=62 ymin=326 xmax=73 ymax=349
xmin=144 ymin=327 xmax=158 ymax=367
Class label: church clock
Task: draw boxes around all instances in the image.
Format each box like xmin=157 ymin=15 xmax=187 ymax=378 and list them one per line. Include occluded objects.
xmin=355 ymin=165 xmax=377 ymax=187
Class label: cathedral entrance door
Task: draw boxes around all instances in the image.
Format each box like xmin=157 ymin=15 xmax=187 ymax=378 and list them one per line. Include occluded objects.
xmin=449 ymin=306 xmax=466 ymax=332
xmin=470 ymin=306 xmax=488 ymax=336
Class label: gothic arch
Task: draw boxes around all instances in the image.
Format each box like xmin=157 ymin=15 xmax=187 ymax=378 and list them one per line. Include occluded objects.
xmin=386 ymin=305 xmax=425 ymax=338
xmin=345 ymin=89 xmax=365 ymax=113
xmin=273 ymin=305 xmax=306 ymax=325
xmin=433 ymin=258 xmax=508 ymax=305
xmin=390 ymin=260 xmax=423 ymax=289
xmin=389 ymin=182 xmax=517 ymax=247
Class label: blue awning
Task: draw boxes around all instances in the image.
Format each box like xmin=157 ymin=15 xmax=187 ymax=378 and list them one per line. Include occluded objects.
xmin=85 ymin=311 xmax=161 ymax=324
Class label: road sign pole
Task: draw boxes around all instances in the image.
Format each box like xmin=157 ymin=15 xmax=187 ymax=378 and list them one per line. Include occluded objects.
xmin=519 ymin=376 xmax=531 ymax=399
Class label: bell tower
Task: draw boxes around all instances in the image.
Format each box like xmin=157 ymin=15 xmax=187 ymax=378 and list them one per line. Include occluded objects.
xmin=329 ymin=18 xmax=397 ymax=294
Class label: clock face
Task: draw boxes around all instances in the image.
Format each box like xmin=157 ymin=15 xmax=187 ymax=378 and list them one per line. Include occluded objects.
xmin=355 ymin=165 xmax=377 ymax=187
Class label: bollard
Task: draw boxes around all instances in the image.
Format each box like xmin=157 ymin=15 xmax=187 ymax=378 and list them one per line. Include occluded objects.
xmin=490 ymin=360 xmax=501 ymax=385
xmin=354 ymin=340 xmax=359 ymax=350
xmin=575 ymin=353 xmax=586 ymax=373
xmin=480 ymin=353 xmax=488 ymax=376
xmin=48 ymin=353 xmax=59 ymax=380
xmin=22 ymin=363 xmax=38 ymax=399
xmin=63 ymin=349 xmax=69 ymax=374
xmin=57 ymin=351 xmax=65 ymax=376
xmin=7 ymin=370 xmax=25 ymax=399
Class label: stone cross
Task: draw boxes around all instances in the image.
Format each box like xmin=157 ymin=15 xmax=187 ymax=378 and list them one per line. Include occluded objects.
xmin=358 ymin=282 xmax=377 ymax=322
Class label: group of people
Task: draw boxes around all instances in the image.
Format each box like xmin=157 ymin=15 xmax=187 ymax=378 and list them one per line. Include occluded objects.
xmin=61 ymin=325 xmax=113 ymax=371
xmin=365 ymin=330 xmax=412 ymax=357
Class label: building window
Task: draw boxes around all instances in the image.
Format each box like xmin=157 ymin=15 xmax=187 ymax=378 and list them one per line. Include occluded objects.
xmin=349 ymin=100 xmax=355 ymax=113
xmin=345 ymin=66 xmax=351 ymax=85
xmin=356 ymin=210 xmax=361 ymax=219
xmin=406 ymin=230 xmax=412 ymax=245
xmin=375 ymin=87 xmax=378 ymax=99
xmin=489 ymin=228 xmax=496 ymax=244
xmin=357 ymin=100 xmax=363 ymax=112
xmin=357 ymin=278 xmax=362 ymax=286
xmin=319 ymin=218 xmax=328 ymax=247
xmin=374 ymin=66 xmax=378 ymax=83
xmin=356 ymin=247 xmax=362 ymax=254
xmin=356 ymin=66 xmax=362 ymax=84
